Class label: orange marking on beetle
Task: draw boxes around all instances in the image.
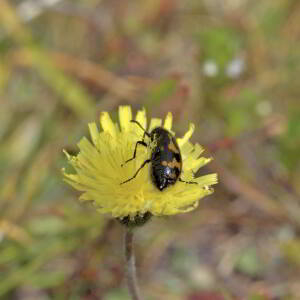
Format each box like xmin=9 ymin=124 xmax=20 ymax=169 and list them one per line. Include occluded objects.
xmin=162 ymin=158 xmax=181 ymax=169
xmin=162 ymin=161 xmax=168 ymax=167
xmin=168 ymin=141 xmax=179 ymax=153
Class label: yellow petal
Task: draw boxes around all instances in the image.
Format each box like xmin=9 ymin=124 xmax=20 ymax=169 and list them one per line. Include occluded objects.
xmin=119 ymin=105 xmax=132 ymax=132
xmin=88 ymin=122 xmax=99 ymax=146
xmin=63 ymin=176 xmax=86 ymax=191
xmin=190 ymin=143 xmax=204 ymax=159
xmin=163 ymin=112 xmax=173 ymax=131
xmin=149 ymin=118 xmax=162 ymax=131
xmin=194 ymin=173 xmax=218 ymax=186
xmin=100 ymin=112 xmax=116 ymax=138
xmin=77 ymin=137 xmax=98 ymax=158
xmin=135 ymin=108 xmax=147 ymax=134
xmin=185 ymin=157 xmax=212 ymax=173
xmin=177 ymin=123 xmax=195 ymax=147
xmin=180 ymin=141 xmax=194 ymax=160
xmin=182 ymin=143 xmax=206 ymax=170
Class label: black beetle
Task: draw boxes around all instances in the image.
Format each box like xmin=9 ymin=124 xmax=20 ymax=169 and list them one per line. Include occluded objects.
xmin=120 ymin=120 xmax=197 ymax=191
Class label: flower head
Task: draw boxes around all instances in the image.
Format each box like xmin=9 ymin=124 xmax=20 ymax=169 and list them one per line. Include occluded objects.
xmin=62 ymin=106 xmax=217 ymax=220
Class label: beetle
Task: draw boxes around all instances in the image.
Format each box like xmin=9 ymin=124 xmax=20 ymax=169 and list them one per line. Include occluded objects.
xmin=120 ymin=120 xmax=197 ymax=191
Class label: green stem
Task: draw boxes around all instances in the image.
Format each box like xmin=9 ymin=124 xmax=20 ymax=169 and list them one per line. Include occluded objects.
xmin=124 ymin=229 xmax=143 ymax=300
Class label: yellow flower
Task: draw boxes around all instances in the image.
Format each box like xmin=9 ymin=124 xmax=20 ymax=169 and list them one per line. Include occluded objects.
xmin=62 ymin=106 xmax=217 ymax=220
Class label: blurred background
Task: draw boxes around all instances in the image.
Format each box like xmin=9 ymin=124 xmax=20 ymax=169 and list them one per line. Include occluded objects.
xmin=0 ymin=0 xmax=300 ymax=299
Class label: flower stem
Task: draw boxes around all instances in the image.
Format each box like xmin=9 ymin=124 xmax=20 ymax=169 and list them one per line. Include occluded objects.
xmin=124 ymin=228 xmax=143 ymax=300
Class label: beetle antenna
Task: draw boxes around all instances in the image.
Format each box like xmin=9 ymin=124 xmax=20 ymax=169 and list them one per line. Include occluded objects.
xmin=130 ymin=120 xmax=151 ymax=138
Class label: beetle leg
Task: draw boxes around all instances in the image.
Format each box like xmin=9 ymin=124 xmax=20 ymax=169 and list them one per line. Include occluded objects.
xmin=120 ymin=159 xmax=151 ymax=185
xmin=121 ymin=141 xmax=148 ymax=166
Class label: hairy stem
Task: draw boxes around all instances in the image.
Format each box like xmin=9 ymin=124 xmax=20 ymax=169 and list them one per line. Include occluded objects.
xmin=124 ymin=229 xmax=143 ymax=300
